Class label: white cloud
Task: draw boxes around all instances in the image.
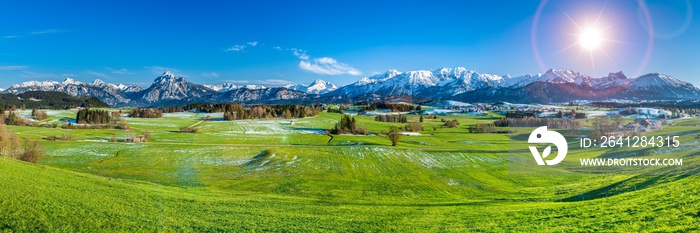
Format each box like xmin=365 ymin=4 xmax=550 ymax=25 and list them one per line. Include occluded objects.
xmin=202 ymin=72 xmax=220 ymax=78
xmin=0 ymin=66 xmax=28 ymax=70
xmin=260 ymin=79 xmax=293 ymax=86
xmin=86 ymin=71 xmax=112 ymax=79
xmin=222 ymin=80 xmax=249 ymax=84
xmin=31 ymin=29 xmax=62 ymax=34
xmin=148 ymin=66 xmax=180 ymax=75
xmin=221 ymin=43 xmax=361 ymax=76
xmin=299 ymin=57 xmax=362 ymax=76
xmin=104 ymin=67 xmax=128 ymax=74
xmin=20 ymin=71 xmax=62 ymax=79
xmin=290 ymin=48 xmax=309 ymax=60
xmin=225 ymin=44 xmax=246 ymax=52
xmin=3 ymin=29 xmax=64 ymax=40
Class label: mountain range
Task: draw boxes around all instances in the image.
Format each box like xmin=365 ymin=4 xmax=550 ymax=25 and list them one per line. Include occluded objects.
xmin=2 ymin=68 xmax=699 ymax=107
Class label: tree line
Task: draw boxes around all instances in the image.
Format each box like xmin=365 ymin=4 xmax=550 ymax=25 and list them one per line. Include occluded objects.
xmin=72 ymin=109 xmax=129 ymax=129
xmin=374 ymin=114 xmax=408 ymax=123
xmin=76 ymin=109 xmax=111 ymax=124
xmin=467 ymin=123 xmax=515 ymax=134
xmin=222 ymin=104 xmax=321 ymax=120
xmin=330 ymin=114 xmax=369 ymax=135
xmin=129 ymin=108 xmax=163 ymax=118
xmin=494 ymin=117 xmax=580 ymax=129
xmin=360 ymin=102 xmax=421 ymax=112
xmin=0 ymin=91 xmax=108 ymax=110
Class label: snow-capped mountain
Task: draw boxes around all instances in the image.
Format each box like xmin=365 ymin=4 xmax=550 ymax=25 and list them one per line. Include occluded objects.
xmin=285 ymin=79 xmax=337 ymax=94
xmin=2 ymin=68 xmax=698 ymax=106
xmin=134 ymin=71 xmax=213 ymax=103
xmin=242 ymin=85 xmax=267 ymax=90
xmin=327 ymin=68 xmax=700 ymax=103
xmin=3 ymin=78 xmax=139 ymax=106
xmin=206 ymin=87 xmax=310 ymax=103
xmin=204 ymin=83 xmax=240 ymax=92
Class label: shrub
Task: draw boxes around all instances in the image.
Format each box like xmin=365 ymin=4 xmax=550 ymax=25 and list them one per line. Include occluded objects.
xmin=444 ymin=119 xmax=459 ymax=128
xmin=0 ymin=125 xmax=21 ymax=158
xmin=5 ymin=112 xmax=26 ymax=126
xmin=31 ymin=109 xmax=48 ymax=121
xmin=403 ymin=122 xmax=423 ymax=132
xmin=19 ymin=139 xmax=45 ymax=164
xmin=109 ymin=133 xmax=118 ymax=142
xmin=60 ymin=132 xmax=75 ymax=141
xmin=179 ymin=127 xmax=199 ymax=133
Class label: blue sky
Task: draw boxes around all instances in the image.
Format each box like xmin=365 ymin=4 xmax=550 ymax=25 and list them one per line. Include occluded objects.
xmin=0 ymin=0 xmax=697 ymax=88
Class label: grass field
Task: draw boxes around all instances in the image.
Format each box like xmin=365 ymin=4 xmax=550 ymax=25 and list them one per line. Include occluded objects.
xmin=2 ymin=108 xmax=700 ymax=231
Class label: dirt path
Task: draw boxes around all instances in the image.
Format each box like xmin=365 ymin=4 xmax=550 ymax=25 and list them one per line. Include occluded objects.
xmin=187 ymin=119 xmax=206 ymax=128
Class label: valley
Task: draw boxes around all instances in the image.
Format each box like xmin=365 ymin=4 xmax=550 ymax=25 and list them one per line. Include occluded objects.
xmin=2 ymin=104 xmax=700 ymax=231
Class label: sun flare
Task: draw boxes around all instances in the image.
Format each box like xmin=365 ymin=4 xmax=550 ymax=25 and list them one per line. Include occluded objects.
xmin=578 ymin=27 xmax=603 ymax=51
xmin=552 ymin=2 xmax=625 ymax=75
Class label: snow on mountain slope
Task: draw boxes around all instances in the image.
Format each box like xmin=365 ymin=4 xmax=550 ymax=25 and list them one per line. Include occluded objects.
xmin=327 ymin=68 xmax=700 ymax=101
xmin=627 ymin=73 xmax=689 ymax=89
xmin=590 ymin=71 xmax=630 ymax=89
xmin=205 ymin=83 xmax=240 ymax=92
xmin=3 ymin=78 xmax=137 ymax=105
xmin=624 ymin=73 xmax=700 ymax=98
xmin=3 ymin=68 xmax=698 ymax=106
xmin=306 ymin=79 xmax=337 ymax=94
xmin=285 ymin=79 xmax=337 ymax=94
xmin=137 ymin=71 xmax=213 ymax=102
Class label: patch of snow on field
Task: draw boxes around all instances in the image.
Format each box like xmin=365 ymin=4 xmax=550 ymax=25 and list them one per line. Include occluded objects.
xmin=51 ymin=147 xmax=113 ymax=157
xmin=400 ymin=132 xmax=422 ymax=136
xmin=207 ymin=119 xmax=326 ymax=135
xmin=422 ymin=109 xmax=456 ymax=115
xmin=584 ymin=110 xmax=610 ymax=117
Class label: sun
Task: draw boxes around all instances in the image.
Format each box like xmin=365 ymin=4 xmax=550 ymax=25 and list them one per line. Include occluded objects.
xmin=578 ymin=27 xmax=603 ymax=51
xmin=552 ymin=3 xmax=625 ymax=75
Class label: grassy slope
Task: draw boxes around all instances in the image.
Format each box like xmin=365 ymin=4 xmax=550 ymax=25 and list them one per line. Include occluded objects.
xmin=2 ymin=158 xmax=700 ymax=232
xmin=3 ymin=110 xmax=700 ymax=231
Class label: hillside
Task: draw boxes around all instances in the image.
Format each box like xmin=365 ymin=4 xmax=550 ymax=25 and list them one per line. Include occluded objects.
xmin=2 ymin=109 xmax=700 ymax=231
xmin=1 ymin=151 xmax=699 ymax=232
xmin=0 ymin=91 xmax=109 ymax=109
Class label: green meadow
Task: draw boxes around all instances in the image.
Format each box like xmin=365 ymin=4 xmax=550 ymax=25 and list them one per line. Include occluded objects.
xmin=2 ymin=109 xmax=700 ymax=232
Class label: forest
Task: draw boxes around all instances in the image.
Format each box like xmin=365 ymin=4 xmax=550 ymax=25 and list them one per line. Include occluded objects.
xmin=0 ymin=91 xmax=108 ymax=110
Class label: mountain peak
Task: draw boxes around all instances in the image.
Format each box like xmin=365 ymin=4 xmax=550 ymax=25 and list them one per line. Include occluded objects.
xmin=62 ymin=78 xmax=84 ymax=85
xmin=607 ymin=71 xmax=627 ymax=80
xmin=154 ymin=71 xmax=185 ymax=83
xmin=310 ymin=79 xmax=329 ymax=86
xmin=91 ymin=79 xmax=106 ymax=85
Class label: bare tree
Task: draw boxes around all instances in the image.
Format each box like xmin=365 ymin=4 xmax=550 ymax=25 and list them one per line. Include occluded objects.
xmin=388 ymin=126 xmax=402 ymax=147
